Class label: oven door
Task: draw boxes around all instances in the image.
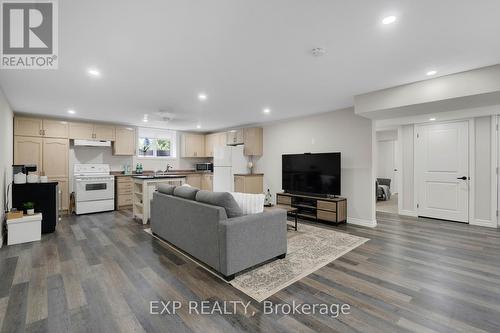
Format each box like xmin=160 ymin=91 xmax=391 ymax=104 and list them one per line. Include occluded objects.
xmin=76 ymin=179 xmax=114 ymax=202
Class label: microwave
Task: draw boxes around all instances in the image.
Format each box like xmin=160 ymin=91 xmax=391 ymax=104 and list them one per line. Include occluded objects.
xmin=195 ymin=163 xmax=213 ymax=172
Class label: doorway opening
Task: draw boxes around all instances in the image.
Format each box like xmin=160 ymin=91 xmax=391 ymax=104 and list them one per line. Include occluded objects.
xmin=376 ymin=129 xmax=399 ymax=214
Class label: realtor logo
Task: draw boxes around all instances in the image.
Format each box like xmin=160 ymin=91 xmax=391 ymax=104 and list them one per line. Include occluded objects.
xmin=1 ymin=0 xmax=58 ymax=69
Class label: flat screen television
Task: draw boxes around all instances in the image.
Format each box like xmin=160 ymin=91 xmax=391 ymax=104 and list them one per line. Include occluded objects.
xmin=282 ymin=152 xmax=341 ymax=196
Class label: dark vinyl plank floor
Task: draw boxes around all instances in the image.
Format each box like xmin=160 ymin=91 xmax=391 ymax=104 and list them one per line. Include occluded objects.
xmin=1 ymin=210 xmax=499 ymax=333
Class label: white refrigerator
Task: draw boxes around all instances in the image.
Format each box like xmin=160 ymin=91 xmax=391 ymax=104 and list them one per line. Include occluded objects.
xmin=213 ymin=145 xmax=248 ymax=192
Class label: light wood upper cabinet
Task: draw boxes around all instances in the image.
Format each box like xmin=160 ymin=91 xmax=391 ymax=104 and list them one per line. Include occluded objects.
xmin=14 ymin=117 xmax=43 ymax=137
xmin=94 ymin=124 xmax=115 ymax=141
xmin=69 ymin=122 xmax=95 ymax=140
xmin=114 ymin=127 xmax=136 ymax=156
xmin=42 ymin=119 xmax=69 ymax=138
xmin=243 ymin=127 xmax=263 ymax=156
xmin=204 ymin=132 xmax=228 ymax=157
xmin=204 ymin=133 xmax=217 ymax=157
xmin=14 ymin=136 xmax=43 ymax=169
xmin=43 ymin=138 xmax=69 ymax=178
xmin=217 ymin=132 xmax=227 ymax=146
xmin=69 ymin=122 xmax=115 ymax=140
xmin=181 ymin=133 xmax=205 ymax=157
xmin=227 ymin=129 xmax=244 ymax=145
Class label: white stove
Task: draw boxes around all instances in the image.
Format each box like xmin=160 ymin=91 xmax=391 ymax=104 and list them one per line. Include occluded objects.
xmin=73 ymin=164 xmax=115 ymax=215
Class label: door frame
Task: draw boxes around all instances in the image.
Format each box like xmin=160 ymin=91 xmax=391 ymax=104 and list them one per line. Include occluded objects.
xmin=413 ymin=119 xmax=474 ymax=223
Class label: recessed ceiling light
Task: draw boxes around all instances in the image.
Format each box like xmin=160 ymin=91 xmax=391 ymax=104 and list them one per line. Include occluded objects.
xmin=382 ymin=16 xmax=397 ymax=25
xmin=198 ymin=93 xmax=207 ymax=101
xmin=87 ymin=68 xmax=101 ymax=77
xmin=143 ymin=114 xmax=148 ymax=122
xmin=196 ymin=124 xmax=202 ymax=129
xmin=426 ymin=70 xmax=437 ymax=76
xmin=429 ymin=118 xmax=436 ymax=121
xmin=67 ymin=109 xmax=76 ymax=114
xmin=263 ymin=108 xmax=271 ymax=114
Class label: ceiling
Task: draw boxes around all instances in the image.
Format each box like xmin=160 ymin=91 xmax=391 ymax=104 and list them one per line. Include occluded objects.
xmin=1 ymin=0 xmax=500 ymax=131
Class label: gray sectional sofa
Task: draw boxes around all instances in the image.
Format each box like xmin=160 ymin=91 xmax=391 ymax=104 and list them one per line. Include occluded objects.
xmin=150 ymin=184 xmax=287 ymax=280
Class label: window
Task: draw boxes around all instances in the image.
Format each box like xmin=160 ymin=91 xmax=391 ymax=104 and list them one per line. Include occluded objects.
xmin=137 ymin=127 xmax=177 ymax=158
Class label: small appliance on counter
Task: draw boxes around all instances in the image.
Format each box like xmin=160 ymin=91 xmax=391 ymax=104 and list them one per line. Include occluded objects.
xmin=13 ymin=164 xmax=38 ymax=184
xmin=195 ymin=162 xmax=214 ymax=172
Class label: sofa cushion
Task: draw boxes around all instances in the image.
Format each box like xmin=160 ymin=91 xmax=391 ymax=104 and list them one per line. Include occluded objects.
xmin=196 ymin=190 xmax=243 ymax=218
xmin=157 ymin=184 xmax=176 ymax=195
xmin=173 ymin=186 xmax=199 ymax=200
xmin=230 ymin=192 xmax=265 ymax=215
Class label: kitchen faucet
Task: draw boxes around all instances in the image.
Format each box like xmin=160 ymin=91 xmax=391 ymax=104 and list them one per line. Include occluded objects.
xmin=165 ymin=163 xmax=173 ymax=172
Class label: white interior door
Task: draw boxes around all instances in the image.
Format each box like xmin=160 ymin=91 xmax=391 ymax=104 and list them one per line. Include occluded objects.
xmin=416 ymin=121 xmax=469 ymax=222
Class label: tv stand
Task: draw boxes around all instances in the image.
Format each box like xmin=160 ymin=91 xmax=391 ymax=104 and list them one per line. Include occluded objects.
xmin=276 ymin=192 xmax=347 ymax=224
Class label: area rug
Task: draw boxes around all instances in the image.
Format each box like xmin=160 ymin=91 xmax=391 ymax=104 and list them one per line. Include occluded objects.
xmin=144 ymin=224 xmax=369 ymax=302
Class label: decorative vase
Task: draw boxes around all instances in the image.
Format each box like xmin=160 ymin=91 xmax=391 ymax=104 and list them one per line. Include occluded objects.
xmin=27 ymin=209 xmax=35 ymax=215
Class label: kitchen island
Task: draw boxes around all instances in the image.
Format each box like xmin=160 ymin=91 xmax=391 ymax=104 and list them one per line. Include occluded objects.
xmin=132 ymin=174 xmax=186 ymax=224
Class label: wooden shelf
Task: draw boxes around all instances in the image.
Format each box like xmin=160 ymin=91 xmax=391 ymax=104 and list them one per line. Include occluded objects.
xmin=292 ymin=203 xmax=316 ymax=209
xmin=277 ymin=192 xmax=347 ymax=224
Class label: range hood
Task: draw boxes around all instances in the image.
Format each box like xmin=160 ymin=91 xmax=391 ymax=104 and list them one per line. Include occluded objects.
xmin=73 ymin=139 xmax=112 ymax=147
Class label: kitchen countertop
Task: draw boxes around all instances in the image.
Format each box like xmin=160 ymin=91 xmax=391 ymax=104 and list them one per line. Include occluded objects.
xmin=233 ymin=173 xmax=264 ymax=176
xmin=111 ymin=170 xmax=213 ymax=177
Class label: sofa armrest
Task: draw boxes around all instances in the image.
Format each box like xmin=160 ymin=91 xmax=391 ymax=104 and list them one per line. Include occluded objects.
xmin=218 ymin=209 xmax=287 ymax=276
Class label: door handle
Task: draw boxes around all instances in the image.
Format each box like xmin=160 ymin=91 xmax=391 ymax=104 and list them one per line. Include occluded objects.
xmin=457 ymin=176 xmax=467 ymax=180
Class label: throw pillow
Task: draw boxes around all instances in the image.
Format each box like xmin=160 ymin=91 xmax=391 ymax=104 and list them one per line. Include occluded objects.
xmin=230 ymin=192 xmax=265 ymax=215
xmin=157 ymin=184 xmax=176 ymax=195
xmin=195 ymin=190 xmax=243 ymax=218
xmin=173 ymin=186 xmax=199 ymax=200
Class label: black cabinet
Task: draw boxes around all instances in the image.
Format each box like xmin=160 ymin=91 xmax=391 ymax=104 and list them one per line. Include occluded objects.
xmin=12 ymin=182 xmax=58 ymax=233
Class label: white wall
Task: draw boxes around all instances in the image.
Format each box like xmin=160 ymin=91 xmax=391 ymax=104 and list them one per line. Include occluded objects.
xmin=398 ymin=124 xmax=416 ymax=215
xmin=0 ymin=88 xmax=13 ymax=247
xmin=472 ymin=116 xmax=497 ymax=227
xmin=254 ymin=108 xmax=376 ymax=227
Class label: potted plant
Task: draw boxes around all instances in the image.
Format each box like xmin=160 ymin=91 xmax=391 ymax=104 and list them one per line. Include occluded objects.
xmin=139 ymin=138 xmax=153 ymax=156
xmin=156 ymin=139 xmax=171 ymax=157
xmin=23 ymin=202 xmax=35 ymax=215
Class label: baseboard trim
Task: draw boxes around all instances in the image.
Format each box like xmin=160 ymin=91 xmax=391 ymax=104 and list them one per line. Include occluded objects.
xmin=347 ymin=217 xmax=377 ymax=228
xmin=398 ymin=209 xmax=418 ymax=217
xmin=470 ymin=219 xmax=497 ymax=228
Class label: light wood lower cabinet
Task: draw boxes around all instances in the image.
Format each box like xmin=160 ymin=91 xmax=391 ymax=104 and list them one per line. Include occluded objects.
xmin=50 ymin=178 xmax=69 ymax=212
xmin=116 ymin=177 xmax=133 ymax=209
xmin=14 ymin=136 xmax=43 ymax=168
xmin=186 ymin=174 xmax=202 ymax=188
xmin=234 ymin=174 xmax=263 ymax=194
xmin=201 ymin=174 xmax=213 ymax=191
